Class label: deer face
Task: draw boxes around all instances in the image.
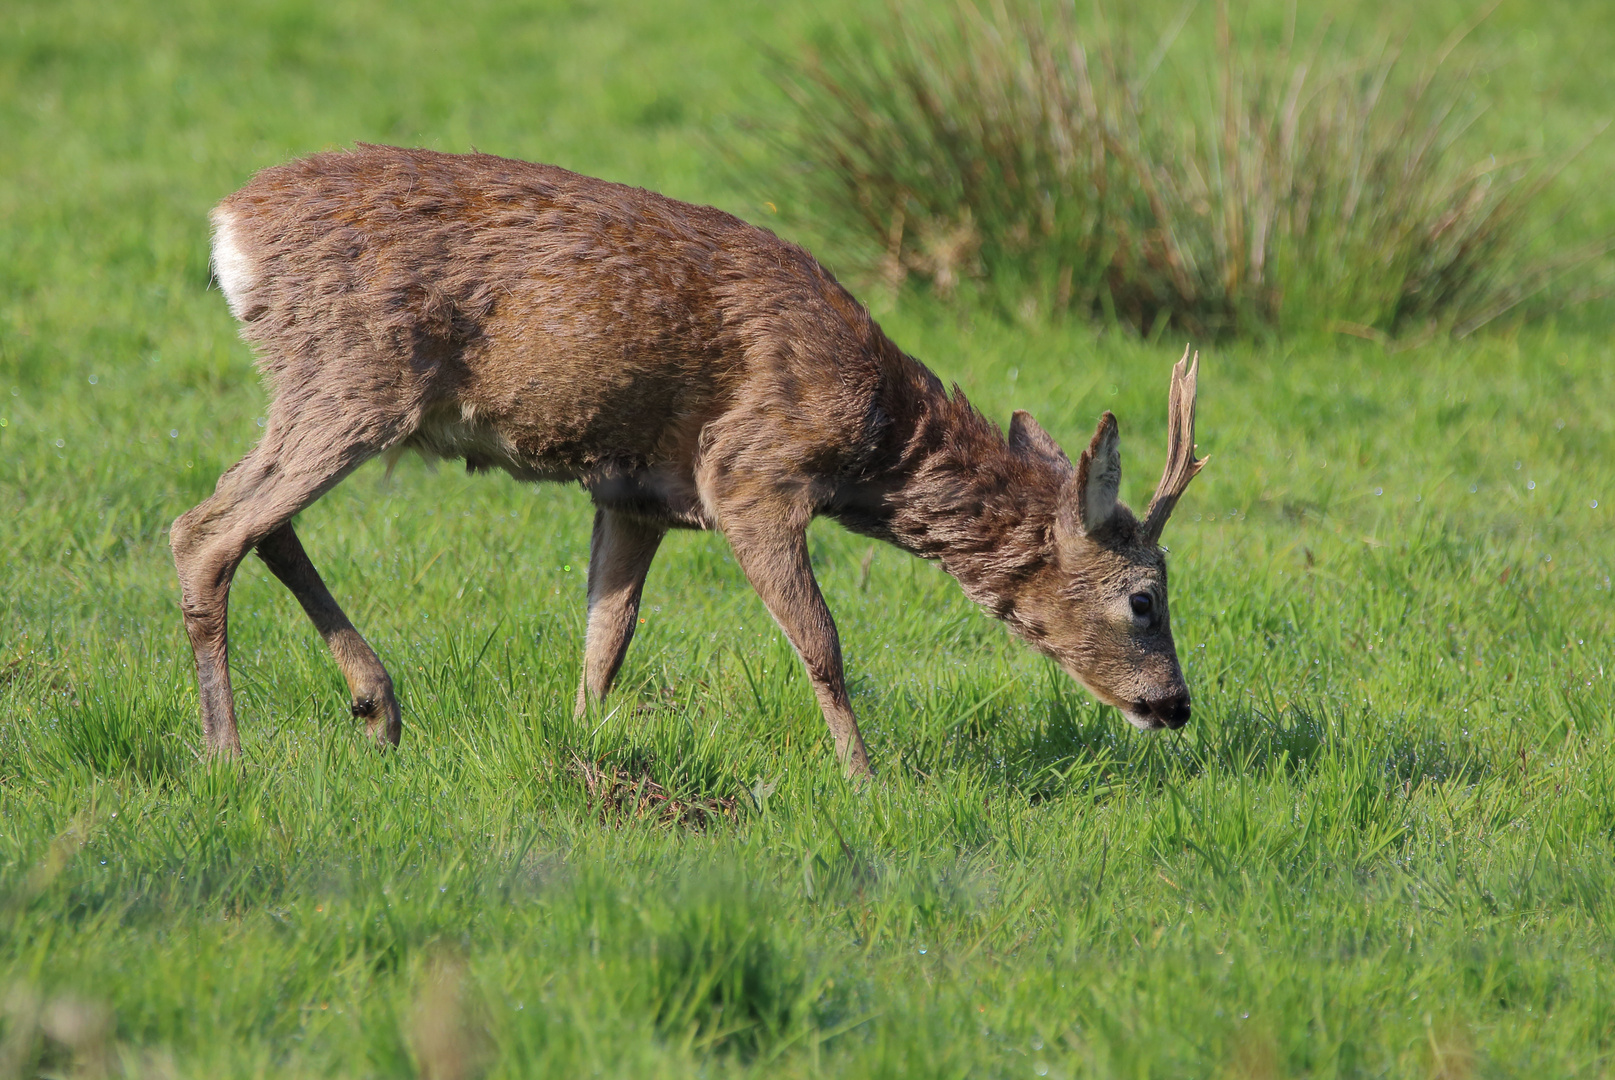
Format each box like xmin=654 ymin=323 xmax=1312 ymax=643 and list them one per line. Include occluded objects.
xmin=1027 ymin=520 xmax=1191 ymax=730
xmin=1004 ymin=350 xmax=1205 ymax=731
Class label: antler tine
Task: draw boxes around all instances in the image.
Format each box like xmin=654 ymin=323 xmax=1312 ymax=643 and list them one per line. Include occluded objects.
xmin=1142 ymin=346 xmax=1207 ymax=544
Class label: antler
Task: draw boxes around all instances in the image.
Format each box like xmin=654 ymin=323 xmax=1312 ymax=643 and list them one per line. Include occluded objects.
xmin=1141 ymin=346 xmax=1207 ymax=544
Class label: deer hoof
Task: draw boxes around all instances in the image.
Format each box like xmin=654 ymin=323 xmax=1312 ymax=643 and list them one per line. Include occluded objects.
xmin=354 ymin=696 xmax=402 ymax=749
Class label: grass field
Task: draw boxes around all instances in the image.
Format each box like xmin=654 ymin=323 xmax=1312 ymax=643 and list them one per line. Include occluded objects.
xmin=2 ymin=0 xmax=1614 ymax=1076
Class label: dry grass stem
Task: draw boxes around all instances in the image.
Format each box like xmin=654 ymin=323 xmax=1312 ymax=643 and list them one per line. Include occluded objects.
xmin=765 ymin=0 xmax=1610 ymax=337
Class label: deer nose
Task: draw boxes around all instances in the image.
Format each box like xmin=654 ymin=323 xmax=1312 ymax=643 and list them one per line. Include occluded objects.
xmin=1146 ymin=692 xmax=1191 ymax=729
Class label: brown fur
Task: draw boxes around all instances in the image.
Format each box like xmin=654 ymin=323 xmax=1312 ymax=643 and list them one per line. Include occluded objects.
xmin=172 ymin=145 xmax=1207 ymax=776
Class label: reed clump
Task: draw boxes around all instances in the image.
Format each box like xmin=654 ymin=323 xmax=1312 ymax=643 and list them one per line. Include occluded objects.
xmin=765 ymin=1 xmax=1608 ymax=338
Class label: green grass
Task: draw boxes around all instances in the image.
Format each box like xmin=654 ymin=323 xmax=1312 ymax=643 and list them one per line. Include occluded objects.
xmin=2 ymin=0 xmax=1614 ymax=1076
xmin=753 ymin=0 xmax=1615 ymax=339
xmin=760 ymin=0 xmax=1615 ymax=337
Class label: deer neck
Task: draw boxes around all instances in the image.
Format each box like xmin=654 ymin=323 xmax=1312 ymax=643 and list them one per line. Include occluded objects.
xmin=843 ymin=357 xmax=1060 ymax=613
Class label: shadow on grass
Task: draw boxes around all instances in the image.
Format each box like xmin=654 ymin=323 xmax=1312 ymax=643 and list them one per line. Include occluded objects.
xmin=892 ymin=668 xmax=1488 ymax=803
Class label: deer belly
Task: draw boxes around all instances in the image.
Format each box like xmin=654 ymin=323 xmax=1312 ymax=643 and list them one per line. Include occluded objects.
xmin=583 ymin=465 xmax=712 ymax=529
xmin=402 ymin=406 xmax=710 ymax=528
xmin=404 ymin=408 xmax=576 ymax=483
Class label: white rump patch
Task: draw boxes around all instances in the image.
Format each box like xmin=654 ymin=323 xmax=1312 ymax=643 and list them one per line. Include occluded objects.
xmin=209 ymin=208 xmax=256 ymax=320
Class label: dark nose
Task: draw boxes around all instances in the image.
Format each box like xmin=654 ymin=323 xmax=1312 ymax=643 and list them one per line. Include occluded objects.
xmin=1146 ymin=692 xmax=1191 ymax=729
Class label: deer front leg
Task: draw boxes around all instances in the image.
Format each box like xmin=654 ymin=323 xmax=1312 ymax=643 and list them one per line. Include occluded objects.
xmin=574 ymin=508 xmax=666 ymax=718
xmin=256 ymin=522 xmax=401 ymax=747
xmin=723 ymin=523 xmax=872 ymax=780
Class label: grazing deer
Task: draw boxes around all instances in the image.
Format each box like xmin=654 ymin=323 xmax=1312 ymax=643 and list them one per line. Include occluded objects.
xmin=174 ymin=145 xmax=1207 ymax=778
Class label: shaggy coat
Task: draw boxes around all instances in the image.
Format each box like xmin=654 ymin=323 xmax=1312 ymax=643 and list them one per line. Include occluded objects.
xmin=173 ymin=145 xmax=1206 ymax=776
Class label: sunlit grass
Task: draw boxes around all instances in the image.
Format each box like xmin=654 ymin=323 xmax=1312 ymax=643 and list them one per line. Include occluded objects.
xmin=2 ymin=0 xmax=1614 ymax=1076
xmin=754 ymin=0 xmax=1615 ymax=337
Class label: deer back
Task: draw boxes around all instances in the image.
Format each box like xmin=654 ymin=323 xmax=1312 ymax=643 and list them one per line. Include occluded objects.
xmin=211 ymin=145 xmax=895 ymax=494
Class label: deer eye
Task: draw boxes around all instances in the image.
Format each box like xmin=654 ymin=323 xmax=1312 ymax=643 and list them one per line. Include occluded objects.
xmin=1129 ymin=592 xmax=1153 ymax=618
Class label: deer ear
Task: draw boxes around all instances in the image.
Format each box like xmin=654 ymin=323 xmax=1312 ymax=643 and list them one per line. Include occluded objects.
xmin=1069 ymin=411 xmax=1121 ymax=534
xmin=1008 ymin=410 xmax=1072 ymax=472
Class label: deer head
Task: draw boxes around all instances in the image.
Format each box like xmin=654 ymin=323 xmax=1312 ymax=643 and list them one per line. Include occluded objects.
xmin=1003 ymin=348 xmax=1207 ymax=730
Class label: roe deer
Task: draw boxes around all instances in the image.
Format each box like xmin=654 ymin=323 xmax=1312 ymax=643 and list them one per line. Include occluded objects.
xmin=173 ymin=145 xmax=1208 ymax=778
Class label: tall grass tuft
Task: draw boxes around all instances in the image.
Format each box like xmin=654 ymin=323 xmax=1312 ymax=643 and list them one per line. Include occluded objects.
xmin=764 ymin=0 xmax=1609 ymax=338
xmin=36 ymin=657 xmax=189 ymax=784
xmin=641 ymin=879 xmax=818 ymax=1055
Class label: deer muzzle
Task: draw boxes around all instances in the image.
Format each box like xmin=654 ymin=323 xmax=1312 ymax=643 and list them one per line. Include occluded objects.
xmin=1132 ymin=691 xmax=1191 ymax=730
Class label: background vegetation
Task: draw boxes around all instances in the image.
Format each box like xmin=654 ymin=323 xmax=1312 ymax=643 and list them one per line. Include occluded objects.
xmin=762 ymin=0 xmax=1615 ymax=337
xmin=1 ymin=0 xmax=1612 ymax=1076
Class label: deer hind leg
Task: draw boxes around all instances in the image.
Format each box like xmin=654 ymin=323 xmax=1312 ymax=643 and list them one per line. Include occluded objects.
xmin=170 ymin=405 xmax=402 ymax=757
xmin=719 ymin=514 xmax=872 ymax=780
xmin=256 ymin=523 xmax=400 ymax=746
xmin=574 ymin=508 xmax=666 ymax=718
